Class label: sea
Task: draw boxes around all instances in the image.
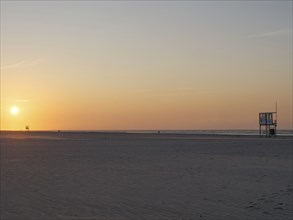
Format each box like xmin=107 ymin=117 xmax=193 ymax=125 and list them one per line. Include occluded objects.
xmin=2 ymin=129 xmax=292 ymax=137
xmin=124 ymin=130 xmax=293 ymax=136
xmin=62 ymin=130 xmax=293 ymax=136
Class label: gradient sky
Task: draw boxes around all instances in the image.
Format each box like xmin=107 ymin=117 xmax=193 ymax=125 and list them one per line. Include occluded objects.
xmin=1 ymin=1 xmax=292 ymax=130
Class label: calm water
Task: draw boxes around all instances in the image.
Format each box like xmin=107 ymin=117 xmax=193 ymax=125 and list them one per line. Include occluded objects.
xmin=124 ymin=130 xmax=293 ymax=136
xmin=16 ymin=129 xmax=291 ymax=136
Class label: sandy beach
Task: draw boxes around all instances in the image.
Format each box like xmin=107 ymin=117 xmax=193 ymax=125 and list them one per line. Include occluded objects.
xmin=1 ymin=131 xmax=292 ymax=220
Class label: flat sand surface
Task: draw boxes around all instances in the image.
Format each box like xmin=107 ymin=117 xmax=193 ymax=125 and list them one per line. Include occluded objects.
xmin=1 ymin=131 xmax=292 ymax=220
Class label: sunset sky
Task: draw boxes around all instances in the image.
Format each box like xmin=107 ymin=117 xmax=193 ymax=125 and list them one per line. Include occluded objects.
xmin=1 ymin=1 xmax=292 ymax=130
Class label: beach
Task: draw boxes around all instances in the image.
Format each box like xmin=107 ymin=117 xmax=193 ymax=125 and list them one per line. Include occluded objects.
xmin=1 ymin=131 xmax=292 ymax=220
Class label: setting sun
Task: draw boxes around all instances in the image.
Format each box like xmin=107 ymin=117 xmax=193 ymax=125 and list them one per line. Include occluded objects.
xmin=10 ymin=106 xmax=20 ymax=115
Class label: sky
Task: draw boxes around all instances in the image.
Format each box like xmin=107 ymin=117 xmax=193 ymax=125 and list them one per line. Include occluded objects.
xmin=1 ymin=1 xmax=292 ymax=130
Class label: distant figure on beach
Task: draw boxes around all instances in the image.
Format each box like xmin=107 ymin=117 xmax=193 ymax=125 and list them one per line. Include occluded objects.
xmin=158 ymin=130 xmax=160 ymax=134
xmin=25 ymin=125 xmax=30 ymax=132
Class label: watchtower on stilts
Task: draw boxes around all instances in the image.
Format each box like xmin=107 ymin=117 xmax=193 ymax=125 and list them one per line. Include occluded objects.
xmin=259 ymin=103 xmax=277 ymax=137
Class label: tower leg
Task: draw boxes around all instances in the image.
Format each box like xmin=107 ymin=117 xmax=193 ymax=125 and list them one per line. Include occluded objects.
xmin=259 ymin=125 xmax=261 ymax=137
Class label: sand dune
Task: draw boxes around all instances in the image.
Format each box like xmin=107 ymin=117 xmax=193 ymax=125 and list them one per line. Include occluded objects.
xmin=1 ymin=131 xmax=292 ymax=220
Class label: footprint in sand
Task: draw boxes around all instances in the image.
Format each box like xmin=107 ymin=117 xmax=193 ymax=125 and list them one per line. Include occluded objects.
xmin=245 ymin=202 xmax=260 ymax=210
xmin=245 ymin=187 xmax=291 ymax=214
xmin=273 ymin=207 xmax=284 ymax=210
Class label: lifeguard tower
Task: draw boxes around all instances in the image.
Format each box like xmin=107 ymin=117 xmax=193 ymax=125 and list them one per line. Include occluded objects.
xmin=259 ymin=110 xmax=277 ymax=137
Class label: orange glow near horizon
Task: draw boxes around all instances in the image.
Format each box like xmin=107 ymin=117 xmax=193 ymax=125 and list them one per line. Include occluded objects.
xmin=1 ymin=90 xmax=292 ymax=131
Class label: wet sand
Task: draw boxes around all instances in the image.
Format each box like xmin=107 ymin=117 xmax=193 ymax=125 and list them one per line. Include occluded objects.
xmin=1 ymin=131 xmax=292 ymax=220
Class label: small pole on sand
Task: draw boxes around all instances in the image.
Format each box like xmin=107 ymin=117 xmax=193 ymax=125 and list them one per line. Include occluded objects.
xmin=275 ymin=102 xmax=277 ymax=136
